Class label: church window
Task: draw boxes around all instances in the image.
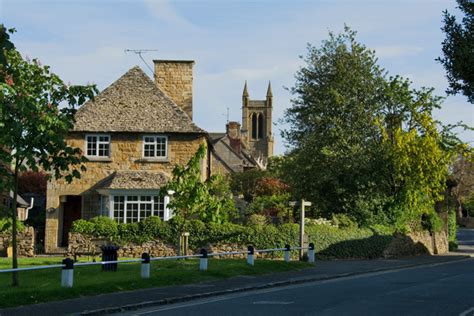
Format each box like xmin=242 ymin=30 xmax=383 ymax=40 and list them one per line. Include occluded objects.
xmin=251 ymin=113 xmax=258 ymax=139
xmin=258 ymin=113 xmax=264 ymax=139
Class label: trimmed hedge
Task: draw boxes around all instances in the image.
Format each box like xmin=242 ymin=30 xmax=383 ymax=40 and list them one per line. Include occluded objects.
xmin=71 ymin=217 xmax=394 ymax=259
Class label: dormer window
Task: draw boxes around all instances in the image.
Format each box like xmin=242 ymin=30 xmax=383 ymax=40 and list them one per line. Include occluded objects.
xmin=86 ymin=135 xmax=110 ymax=157
xmin=143 ymin=135 xmax=167 ymax=159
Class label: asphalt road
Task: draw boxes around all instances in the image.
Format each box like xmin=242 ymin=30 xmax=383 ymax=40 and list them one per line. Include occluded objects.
xmin=126 ymin=258 xmax=474 ymax=316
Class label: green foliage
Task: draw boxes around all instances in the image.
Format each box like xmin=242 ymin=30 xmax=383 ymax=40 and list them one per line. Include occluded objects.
xmin=164 ymin=145 xmax=236 ymax=225
xmin=0 ymin=26 xmax=96 ymax=282
xmin=0 ymin=218 xmax=25 ymax=233
xmin=331 ymin=213 xmax=358 ymax=229
xmin=230 ymin=169 xmax=267 ymax=202
xmin=448 ymin=210 xmax=457 ymax=242
xmin=71 ymin=219 xmax=95 ymax=235
xmin=420 ymin=211 xmax=443 ymax=233
xmin=247 ymin=193 xmax=292 ymax=223
xmin=282 ymin=26 xmax=467 ymax=231
xmin=71 ymin=217 xmax=394 ymax=259
xmin=247 ymin=214 xmax=269 ymax=226
xmin=438 ymin=0 xmax=474 ymax=103
xmin=283 ymin=26 xmax=391 ymax=225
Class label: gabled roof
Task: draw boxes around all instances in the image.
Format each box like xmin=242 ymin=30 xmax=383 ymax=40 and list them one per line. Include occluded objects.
xmin=73 ymin=66 xmax=205 ymax=134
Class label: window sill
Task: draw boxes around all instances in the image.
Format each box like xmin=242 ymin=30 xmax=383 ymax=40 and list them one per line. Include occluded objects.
xmin=136 ymin=158 xmax=169 ymax=163
xmin=85 ymin=157 xmax=112 ymax=162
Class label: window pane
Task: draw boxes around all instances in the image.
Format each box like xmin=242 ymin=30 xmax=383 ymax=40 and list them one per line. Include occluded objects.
xmin=144 ymin=136 xmax=154 ymax=143
xmin=144 ymin=144 xmax=155 ymax=157
xmin=156 ymin=137 xmax=166 ymax=157
xmin=126 ymin=202 xmax=139 ymax=223
xmin=113 ymin=196 xmax=124 ymax=223
xmin=154 ymin=195 xmax=164 ymax=219
xmin=87 ymin=136 xmax=97 ymax=156
xmin=99 ymin=136 xmax=109 ymax=142
xmin=98 ymin=143 xmax=109 ymax=157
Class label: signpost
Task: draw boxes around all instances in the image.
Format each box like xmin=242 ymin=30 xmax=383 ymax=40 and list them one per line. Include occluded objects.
xmin=290 ymin=199 xmax=312 ymax=260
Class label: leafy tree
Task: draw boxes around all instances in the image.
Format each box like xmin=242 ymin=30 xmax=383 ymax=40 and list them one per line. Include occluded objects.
xmin=450 ymin=153 xmax=474 ymax=217
xmin=438 ymin=0 xmax=474 ymax=103
xmin=164 ymin=144 xmax=235 ymax=224
xmin=283 ymin=27 xmax=467 ymax=229
xmin=0 ymin=28 xmax=96 ymax=286
xmin=230 ymin=169 xmax=267 ymax=202
xmin=283 ymin=27 xmax=389 ymax=224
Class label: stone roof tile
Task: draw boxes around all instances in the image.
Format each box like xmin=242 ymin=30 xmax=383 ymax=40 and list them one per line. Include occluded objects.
xmin=73 ymin=66 xmax=205 ymax=134
xmin=97 ymin=171 xmax=169 ymax=190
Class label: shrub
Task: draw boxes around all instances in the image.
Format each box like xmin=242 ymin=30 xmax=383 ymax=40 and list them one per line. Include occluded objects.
xmin=331 ymin=213 xmax=358 ymax=229
xmin=71 ymin=219 xmax=95 ymax=235
xmin=0 ymin=217 xmax=25 ymax=233
xmin=421 ymin=211 xmax=443 ymax=233
xmin=70 ymin=217 xmax=396 ymax=259
xmin=448 ymin=210 xmax=457 ymax=243
xmin=89 ymin=216 xmax=118 ymax=237
xmin=247 ymin=214 xmax=268 ymax=227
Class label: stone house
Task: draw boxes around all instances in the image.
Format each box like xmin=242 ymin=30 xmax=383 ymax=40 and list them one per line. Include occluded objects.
xmin=45 ymin=60 xmax=274 ymax=253
xmin=45 ymin=61 xmax=207 ymax=253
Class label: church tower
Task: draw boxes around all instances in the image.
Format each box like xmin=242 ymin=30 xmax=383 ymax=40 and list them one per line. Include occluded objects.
xmin=241 ymin=81 xmax=274 ymax=162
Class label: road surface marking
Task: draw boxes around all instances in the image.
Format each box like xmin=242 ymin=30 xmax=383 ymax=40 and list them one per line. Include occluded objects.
xmin=253 ymin=301 xmax=294 ymax=305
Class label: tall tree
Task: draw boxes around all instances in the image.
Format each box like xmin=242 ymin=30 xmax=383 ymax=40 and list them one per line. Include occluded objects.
xmin=283 ymin=27 xmax=389 ymax=224
xmin=438 ymin=0 xmax=474 ymax=103
xmin=0 ymin=28 xmax=96 ymax=286
xmin=283 ymin=27 xmax=467 ymax=229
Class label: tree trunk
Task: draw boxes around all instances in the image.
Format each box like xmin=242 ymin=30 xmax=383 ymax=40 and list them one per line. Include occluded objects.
xmin=11 ymin=162 xmax=19 ymax=286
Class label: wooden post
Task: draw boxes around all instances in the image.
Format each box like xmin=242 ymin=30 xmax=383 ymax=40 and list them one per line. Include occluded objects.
xmin=291 ymin=199 xmax=312 ymax=260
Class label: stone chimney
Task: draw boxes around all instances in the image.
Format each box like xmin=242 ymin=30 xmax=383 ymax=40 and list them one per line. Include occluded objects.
xmin=226 ymin=121 xmax=242 ymax=154
xmin=153 ymin=60 xmax=194 ymax=119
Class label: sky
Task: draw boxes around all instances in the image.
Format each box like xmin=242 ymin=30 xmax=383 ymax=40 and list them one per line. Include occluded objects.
xmin=1 ymin=0 xmax=473 ymax=154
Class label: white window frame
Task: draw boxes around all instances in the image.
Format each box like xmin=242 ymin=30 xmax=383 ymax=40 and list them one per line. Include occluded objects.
xmin=142 ymin=135 xmax=168 ymax=159
xmin=85 ymin=134 xmax=111 ymax=158
xmin=108 ymin=193 xmax=170 ymax=223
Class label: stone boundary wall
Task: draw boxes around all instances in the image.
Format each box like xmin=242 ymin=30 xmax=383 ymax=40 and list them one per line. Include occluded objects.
xmin=383 ymin=231 xmax=448 ymax=257
xmin=0 ymin=226 xmax=35 ymax=257
xmin=68 ymin=233 xmax=284 ymax=259
xmin=68 ymin=230 xmax=449 ymax=260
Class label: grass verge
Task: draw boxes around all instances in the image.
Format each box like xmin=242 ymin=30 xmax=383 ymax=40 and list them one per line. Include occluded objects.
xmin=0 ymin=257 xmax=312 ymax=309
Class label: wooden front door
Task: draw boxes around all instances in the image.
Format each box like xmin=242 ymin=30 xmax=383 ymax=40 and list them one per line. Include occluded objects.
xmin=62 ymin=195 xmax=82 ymax=247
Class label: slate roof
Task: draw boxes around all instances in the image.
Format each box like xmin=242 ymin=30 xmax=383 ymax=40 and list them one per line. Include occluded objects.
xmin=96 ymin=171 xmax=169 ymax=190
xmin=208 ymin=133 xmax=259 ymax=173
xmin=73 ymin=66 xmax=205 ymax=134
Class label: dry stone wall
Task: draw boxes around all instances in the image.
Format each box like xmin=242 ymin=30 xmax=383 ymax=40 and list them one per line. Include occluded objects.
xmin=0 ymin=227 xmax=35 ymax=257
xmin=383 ymin=231 xmax=448 ymax=257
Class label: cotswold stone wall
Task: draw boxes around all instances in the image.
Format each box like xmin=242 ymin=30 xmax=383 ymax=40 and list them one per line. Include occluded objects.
xmin=0 ymin=227 xmax=35 ymax=257
xmin=383 ymin=231 xmax=448 ymax=257
xmin=46 ymin=133 xmax=207 ymax=253
xmin=68 ymin=233 xmax=294 ymax=259
xmin=68 ymin=232 xmax=178 ymax=258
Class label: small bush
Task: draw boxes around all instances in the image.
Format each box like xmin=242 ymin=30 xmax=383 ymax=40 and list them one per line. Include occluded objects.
xmin=421 ymin=211 xmax=443 ymax=233
xmin=448 ymin=210 xmax=457 ymax=242
xmin=331 ymin=213 xmax=358 ymax=229
xmin=247 ymin=214 xmax=268 ymax=227
xmin=71 ymin=219 xmax=95 ymax=235
xmin=0 ymin=217 xmax=25 ymax=233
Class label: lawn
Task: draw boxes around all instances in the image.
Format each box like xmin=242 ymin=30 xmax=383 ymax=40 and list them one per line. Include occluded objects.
xmin=0 ymin=257 xmax=312 ymax=309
